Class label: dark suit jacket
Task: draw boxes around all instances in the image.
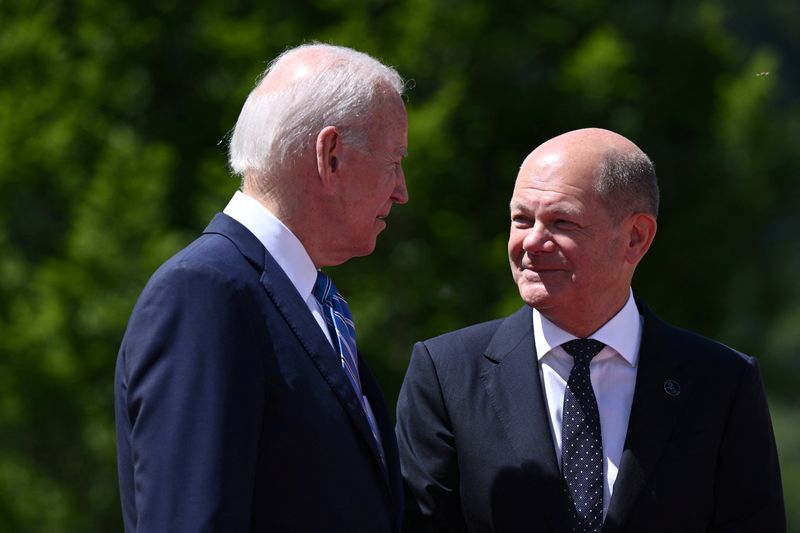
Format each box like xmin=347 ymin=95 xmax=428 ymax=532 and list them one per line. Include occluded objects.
xmin=396 ymin=303 xmax=785 ymax=533
xmin=115 ymin=213 xmax=402 ymax=532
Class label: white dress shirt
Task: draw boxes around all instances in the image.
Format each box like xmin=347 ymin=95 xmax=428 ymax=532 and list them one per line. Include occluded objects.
xmin=222 ymin=191 xmax=332 ymax=345
xmin=533 ymin=291 xmax=642 ymax=518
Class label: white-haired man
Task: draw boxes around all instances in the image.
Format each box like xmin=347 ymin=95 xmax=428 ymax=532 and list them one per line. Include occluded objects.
xmin=115 ymin=43 xmax=409 ymax=532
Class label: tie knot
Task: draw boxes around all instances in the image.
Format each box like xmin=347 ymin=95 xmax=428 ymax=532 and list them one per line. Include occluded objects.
xmin=561 ymin=338 xmax=605 ymax=365
xmin=313 ymin=271 xmax=337 ymax=304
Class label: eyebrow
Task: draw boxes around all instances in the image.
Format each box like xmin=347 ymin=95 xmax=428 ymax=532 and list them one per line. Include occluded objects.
xmin=509 ymin=200 xmax=581 ymax=217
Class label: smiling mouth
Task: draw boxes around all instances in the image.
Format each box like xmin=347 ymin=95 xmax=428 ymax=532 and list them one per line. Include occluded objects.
xmin=520 ymin=265 xmax=565 ymax=276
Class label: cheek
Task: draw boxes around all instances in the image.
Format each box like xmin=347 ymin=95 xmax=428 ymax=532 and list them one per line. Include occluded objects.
xmin=507 ymin=241 xmax=520 ymax=263
xmin=508 ymin=229 xmax=523 ymax=255
xmin=381 ymin=170 xmax=399 ymax=196
xmin=577 ymin=248 xmax=614 ymax=278
xmin=361 ymin=174 xmax=394 ymax=204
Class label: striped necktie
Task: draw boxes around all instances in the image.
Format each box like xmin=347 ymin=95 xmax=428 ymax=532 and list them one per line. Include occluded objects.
xmin=313 ymin=271 xmax=385 ymax=464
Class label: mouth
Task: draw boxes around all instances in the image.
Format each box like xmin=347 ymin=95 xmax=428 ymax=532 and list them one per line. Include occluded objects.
xmin=519 ymin=264 xmax=565 ymax=276
xmin=531 ymin=266 xmax=561 ymax=272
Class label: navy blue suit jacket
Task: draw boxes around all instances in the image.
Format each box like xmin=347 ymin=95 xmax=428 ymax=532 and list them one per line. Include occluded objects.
xmin=115 ymin=213 xmax=402 ymax=532
xmin=397 ymin=303 xmax=785 ymax=532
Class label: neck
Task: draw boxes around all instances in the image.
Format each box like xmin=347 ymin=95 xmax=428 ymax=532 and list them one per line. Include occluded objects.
xmin=541 ymin=289 xmax=631 ymax=338
xmin=243 ymin=179 xmax=329 ymax=267
xmin=244 ymin=169 xmax=307 ymax=224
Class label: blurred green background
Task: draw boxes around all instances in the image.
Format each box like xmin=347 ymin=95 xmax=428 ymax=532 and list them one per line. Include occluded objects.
xmin=1 ymin=0 xmax=798 ymax=530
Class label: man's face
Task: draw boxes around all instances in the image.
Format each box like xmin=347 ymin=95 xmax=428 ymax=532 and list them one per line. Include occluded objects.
xmin=508 ymin=148 xmax=632 ymax=331
xmin=335 ymin=95 xmax=408 ymax=259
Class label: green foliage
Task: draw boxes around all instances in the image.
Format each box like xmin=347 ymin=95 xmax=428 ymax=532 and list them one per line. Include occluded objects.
xmin=1 ymin=0 xmax=799 ymax=530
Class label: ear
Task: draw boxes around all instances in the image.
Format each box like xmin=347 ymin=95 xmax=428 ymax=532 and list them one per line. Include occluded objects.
xmin=624 ymin=213 xmax=657 ymax=266
xmin=315 ymin=126 xmax=340 ymax=191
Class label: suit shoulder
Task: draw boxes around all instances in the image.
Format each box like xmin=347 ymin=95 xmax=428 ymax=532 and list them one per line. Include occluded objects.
xmin=125 ymin=233 xmax=261 ymax=327
xmin=418 ymin=316 xmax=507 ymax=360
xmin=151 ymin=232 xmax=256 ymax=288
xmin=647 ymin=311 xmax=756 ymax=373
xmin=414 ymin=318 xmax=520 ymax=375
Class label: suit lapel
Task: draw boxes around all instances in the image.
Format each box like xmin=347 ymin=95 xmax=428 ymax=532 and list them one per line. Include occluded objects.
xmin=259 ymin=252 xmax=390 ymax=481
xmin=603 ymin=301 xmax=692 ymax=532
xmin=480 ymin=305 xmax=566 ymax=531
xmin=202 ymin=214 xmax=389 ymax=481
xmin=360 ymin=358 xmax=400 ymax=492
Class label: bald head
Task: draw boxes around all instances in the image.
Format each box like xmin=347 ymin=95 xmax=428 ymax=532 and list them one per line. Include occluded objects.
xmin=530 ymin=128 xmax=640 ymax=159
xmin=255 ymin=45 xmax=370 ymax=94
xmin=252 ymin=48 xmax=320 ymax=94
xmin=228 ymin=43 xmax=405 ymax=185
xmin=521 ymin=128 xmax=659 ymax=222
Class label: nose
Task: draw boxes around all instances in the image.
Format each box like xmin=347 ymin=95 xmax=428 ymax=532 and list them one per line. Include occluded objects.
xmin=522 ymin=221 xmax=556 ymax=253
xmin=391 ymin=166 xmax=409 ymax=204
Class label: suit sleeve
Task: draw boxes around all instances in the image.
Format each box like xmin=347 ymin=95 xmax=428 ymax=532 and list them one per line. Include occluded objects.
xmin=119 ymin=264 xmax=267 ymax=532
xmin=711 ymin=357 xmax=786 ymax=532
xmin=396 ymin=341 xmax=468 ymax=533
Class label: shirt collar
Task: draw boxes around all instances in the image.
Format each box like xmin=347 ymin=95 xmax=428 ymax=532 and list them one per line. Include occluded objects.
xmin=222 ymin=191 xmax=317 ymax=301
xmin=533 ymin=289 xmax=642 ymax=367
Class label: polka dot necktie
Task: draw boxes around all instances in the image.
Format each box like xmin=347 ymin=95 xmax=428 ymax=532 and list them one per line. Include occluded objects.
xmin=561 ymin=338 xmax=606 ymax=533
xmin=313 ymin=271 xmax=385 ymax=465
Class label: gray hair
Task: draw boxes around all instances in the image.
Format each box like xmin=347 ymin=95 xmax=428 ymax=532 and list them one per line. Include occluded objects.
xmin=228 ymin=43 xmax=405 ymax=179
xmin=595 ymin=149 xmax=660 ymax=222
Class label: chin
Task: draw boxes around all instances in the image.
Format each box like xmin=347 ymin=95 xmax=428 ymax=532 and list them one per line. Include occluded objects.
xmin=517 ymin=282 xmax=554 ymax=309
xmin=351 ymin=240 xmax=378 ymax=258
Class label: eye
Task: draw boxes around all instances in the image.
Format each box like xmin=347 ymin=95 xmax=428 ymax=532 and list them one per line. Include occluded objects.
xmin=554 ymin=219 xmax=579 ymax=230
xmin=511 ymin=215 xmax=532 ymax=228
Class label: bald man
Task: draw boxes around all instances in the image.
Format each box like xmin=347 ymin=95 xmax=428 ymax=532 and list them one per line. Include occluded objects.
xmin=396 ymin=129 xmax=785 ymax=533
xmin=115 ymin=44 xmax=408 ymax=532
